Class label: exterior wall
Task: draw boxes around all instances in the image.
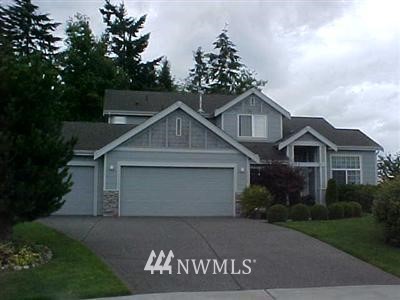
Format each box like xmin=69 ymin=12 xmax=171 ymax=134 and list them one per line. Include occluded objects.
xmin=219 ymin=94 xmax=283 ymax=142
xmin=327 ymin=150 xmax=378 ymax=185
xmin=121 ymin=109 xmax=231 ymax=150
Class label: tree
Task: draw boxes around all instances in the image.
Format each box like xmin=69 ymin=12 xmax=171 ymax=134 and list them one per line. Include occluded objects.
xmin=59 ymin=14 xmax=128 ymax=121
xmin=186 ymin=47 xmax=209 ymax=93
xmin=325 ymin=179 xmax=338 ymax=206
xmin=251 ymin=162 xmax=304 ymax=206
xmin=235 ymin=68 xmax=267 ymax=94
xmin=100 ymin=0 xmax=161 ymax=90
xmin=0 ymin=0 xmax=61 ymax=59
xmin=157 ymin=58 xmax=175 ymax=91
xmin=0 ymin=54 xmax=74 ymax=241
xmin=378 ymin=153 xmax=400 ymax=182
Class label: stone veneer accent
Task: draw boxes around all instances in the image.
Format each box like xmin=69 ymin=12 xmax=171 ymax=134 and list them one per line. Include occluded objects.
xmin=235 ymin=192 xmax=242 ymax=217
xmin=103 ymin=190 xmax=119 ymax=216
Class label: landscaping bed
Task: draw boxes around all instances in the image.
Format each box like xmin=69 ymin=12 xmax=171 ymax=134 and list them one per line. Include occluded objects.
xmin=0 ymin=222 xmax=130 ymax=300
xmin=281 ymin=215 xmax=400 ymax=278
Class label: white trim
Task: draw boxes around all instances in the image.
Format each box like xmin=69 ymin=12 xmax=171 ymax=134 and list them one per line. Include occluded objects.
xmin=116 ymin=161 xmax=237 ymax=217
xmin=330 ymin=154 xmax=363 ymax=184
xmin=292 ymin=141 xmax=322 ymax=146
xmin=221 ymin=113 xmax=225 ymax=131
xmin=246 ymin=158 xmax=250 ymax=187
xmin=94 ymin=101 xmax=260 ymax=163
xmin=337 ymin=145 xmax=383 ymax=151
xmin=292 ymin=162 xmax=320 ymax=167
xmin=103 ymin=154 xmax=107 ymax=190
xmin=237 ymin=114 xmax=268 ymax=138
xmin=214 ymin=88 xmax=291 ymax=119
xmin=114 ymin=147 xmax=239 ymax=154
xmin=278 ymin=126 xmax=338 ymax=151
xmin=103 ymin=110 xmax=156 ymax=116
xmin=175 ymin=117 xmax=182 ymax=136
xmin=67 ymin=161 xmax=98 ymax=216
xmin=73 ymin=150 xmax=94 ymax=156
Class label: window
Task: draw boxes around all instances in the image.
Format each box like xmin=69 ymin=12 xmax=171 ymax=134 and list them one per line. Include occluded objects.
xmin=111 ymin=116 xmax=127 ymax=124
xmin=238 ymin=115 xmax=267 ymax=138
xmin=249 ymin=96 xmax=256 ymax=106
xmin=331 ymin=155 xmax=361 ymax=184
xmin=175 ymin=117 xmax=182 ymax=136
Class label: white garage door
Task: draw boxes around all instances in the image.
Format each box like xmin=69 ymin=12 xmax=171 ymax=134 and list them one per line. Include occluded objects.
xmin=54 ymin=166 xmax=95 ymax=215
xmin=120 ymin=166 xmax=234 ymax=216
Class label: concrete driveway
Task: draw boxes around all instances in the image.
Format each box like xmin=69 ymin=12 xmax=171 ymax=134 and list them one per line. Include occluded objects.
xmin=42 ymin=217 xmax=400 ymax=294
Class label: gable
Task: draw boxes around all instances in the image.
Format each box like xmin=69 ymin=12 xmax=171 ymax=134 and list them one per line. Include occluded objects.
xmin=120 ymin=109 xmax=232 ymax=150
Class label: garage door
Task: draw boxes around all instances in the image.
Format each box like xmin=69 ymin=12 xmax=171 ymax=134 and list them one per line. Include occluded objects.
xmin=54 ymin=166 xmax=95 ymax=215
xmin=120 ymin=166 xmax=234 ymax=216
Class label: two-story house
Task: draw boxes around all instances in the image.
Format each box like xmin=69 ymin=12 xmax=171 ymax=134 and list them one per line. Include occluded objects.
xmin=59 ymin=88 xmax=382 ymax=216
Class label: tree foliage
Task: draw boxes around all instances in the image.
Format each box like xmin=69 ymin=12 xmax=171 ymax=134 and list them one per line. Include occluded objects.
xmin=186 ymin=47 xmax=209 ymax=93
xmin=0 ymin=0 xmax=61 ymax=59
xmin=156 ymin=58 xmax=175 ymax=91
xmin=378 ymin=153 xmax=400 ymax=182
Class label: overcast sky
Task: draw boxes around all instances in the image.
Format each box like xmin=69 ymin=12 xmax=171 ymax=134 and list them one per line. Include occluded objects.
xmin=19 ymin=0 xmax=400 ymax=153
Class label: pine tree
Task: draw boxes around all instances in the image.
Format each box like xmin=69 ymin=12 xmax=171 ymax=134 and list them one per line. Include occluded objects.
xmin=100 ymin=0 xmax=161 ymax=90
xmin=186 ymin=47 xmax=209 ymax=93
xmin=157 ymin=58 xmax=175 ymax=91
xmin=0 ymin=54 xmax=74 ymax=241
xmin=0 ymin=0 xmax=61 ymax=58
xmin=60 ymin=14 xmax=128 ymax=121
xmin=208 ymin=28 xmax=243 ymax=94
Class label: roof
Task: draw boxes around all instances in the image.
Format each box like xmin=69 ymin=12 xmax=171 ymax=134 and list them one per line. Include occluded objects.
xmin=283 ymin=117 xmax=383 ymax=150
xmin=103 ymin=90 xmax=235 ymax=115
xmin=94 ymin=101 xmax=260 ymax=163
xmin=62 ymin=122 xmax=136 ymax=151
xmin=240 ymin=142 xmax=288 ymax=162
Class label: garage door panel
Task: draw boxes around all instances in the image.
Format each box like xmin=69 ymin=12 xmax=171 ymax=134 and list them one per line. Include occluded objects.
xmin=54 ymin=166 xmax=94 ymax=215
xmin=120 ymin=167 xmax=234 ymax=216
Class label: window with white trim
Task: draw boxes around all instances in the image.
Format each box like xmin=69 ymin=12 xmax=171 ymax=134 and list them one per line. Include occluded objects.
xmin=175 ymin=117 xmax=182 ymax=136
xmin=331 ymin=155 xmax=361 ymax=185
xmin=238 ymin=114 xmax=267 ymax=138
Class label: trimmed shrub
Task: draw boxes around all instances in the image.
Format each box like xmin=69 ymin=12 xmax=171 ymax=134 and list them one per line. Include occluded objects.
xmin=240 ymin=185 xmax=272 ymax=218
xmin=340 ymin=202 xmax=353 ymax=218
xmin=349 ymin=201 xmax=362 ymax=217
xmin=328 ymin=203 xmax=344 ymax=219
xmin=267 ymin=204 xmax=288 ymax=223
xmin=290 ymin=204 xmax=310 ymax=221
xmin=337 ymin=184 xmax=377 ymax=212
xmin=310 ymin=204 xmax=328 ymax=220
xmin=373 ymin=177 xmax=400 ymax=246
xmin=325 ymin=179 xmax=338 ymax=206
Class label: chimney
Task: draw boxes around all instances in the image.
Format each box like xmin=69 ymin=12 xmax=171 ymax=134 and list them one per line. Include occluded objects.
xmin=198 ymin=91 xmax=204 ymax=113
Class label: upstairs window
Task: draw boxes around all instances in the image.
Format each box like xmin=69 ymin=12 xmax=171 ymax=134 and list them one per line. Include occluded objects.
xmin=238 ymin=115 xmax=267 ymax=138
xmin=175 ymin=117 xmax=182 ymax=136
xmin=331 ymin=155 xmax=361 ymax=185
xmin=111 ymin=116 xmax=127 ymax=124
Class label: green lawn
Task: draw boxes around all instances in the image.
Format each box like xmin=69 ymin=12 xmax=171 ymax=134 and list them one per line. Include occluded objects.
xmin=0 ymin=222 xmax=130 ymax=300
xmin=281 ymin=215 xmax=400 ymax=277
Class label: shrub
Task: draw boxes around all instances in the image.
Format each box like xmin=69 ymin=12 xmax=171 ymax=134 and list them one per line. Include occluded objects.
xmin=340 ymin=202 xmax=353 ymax=218
xmin=240 ymin=185 xmax=272 ymax=218
xmin=328 ymin=203 xmax=344 ymax=219
xmin=325 ymin=179 xmax=338 ymax=206
xmin=300 ymin=195 xmax=315 ymax=206
xmin=310 ymin=204 xmax=328 ymax=220
xmin=267 ymin=204 xmax=288 ymax=223
xmin=348 ymin=201 xmax=362 ymax=217
xmin=290 ymin=204 xmax=310 ymax=221
xmin=337 ymin=184 xmax=377 ymax=212
xmin=373 ymin=177 xmax=400 ymax=246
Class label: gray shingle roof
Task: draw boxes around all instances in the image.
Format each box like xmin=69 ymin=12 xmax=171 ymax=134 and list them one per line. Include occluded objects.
xmin=240 ymin=142 xmax=288 ymax=162
xmin=283 ymin=117 xmax=382 ymax=149
xmin=103 ymin=89 xmax=235 ymax=115
xmin=62 ymin=122 xmax=136 ymax=151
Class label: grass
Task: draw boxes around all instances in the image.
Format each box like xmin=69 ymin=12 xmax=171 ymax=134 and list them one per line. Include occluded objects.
xmin=0 ymin=222 xmax=130 ymax=300
xmin=281 ymin=215 xmax=400 ymax=278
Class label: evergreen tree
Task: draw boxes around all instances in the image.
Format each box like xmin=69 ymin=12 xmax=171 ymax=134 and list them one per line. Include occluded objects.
xmin=100 ymin=0 xmax=161 ymax=90
xmin=157 ymin=58 xmax=175 ymax=91
xmin=0 ymin=0 xmax=61 ymax=59
xmin=0 ymin=54 xmax=74 ymax=241
xmin=186 ymin=47 xmax=209 ymax=93
xmin=60 ymin=14 xmax=128 ymax=121
xmin=235 ymin=68 xmax=267 ymax=94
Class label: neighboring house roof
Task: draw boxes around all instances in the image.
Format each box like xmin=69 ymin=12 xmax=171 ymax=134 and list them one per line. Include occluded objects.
xmin=62 ymin=122 xmax=136 ymax=151
xmin=214 ymin=88 xmax=291 ymax=119
xmin=94 ymin=101 xmax=261 ymax=163
xmin=283 ymin=117 xmax=383 ymax=150
xmin=103 ymin=89 xmax=235 ymax=115
xmin=240 ymin=142 xmax=288 ymax=162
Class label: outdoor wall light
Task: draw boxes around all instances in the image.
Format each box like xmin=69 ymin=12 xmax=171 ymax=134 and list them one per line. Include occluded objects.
xmin=109 ymin=165 xmax=114 ymax=171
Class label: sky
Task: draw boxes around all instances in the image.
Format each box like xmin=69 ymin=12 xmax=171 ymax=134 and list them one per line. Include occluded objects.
xmin=12 ymin=0 xmax=400 ymax=153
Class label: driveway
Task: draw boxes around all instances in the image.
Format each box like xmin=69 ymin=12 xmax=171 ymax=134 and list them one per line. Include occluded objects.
xmin=42 ymin=217 xmax=400 ymax=294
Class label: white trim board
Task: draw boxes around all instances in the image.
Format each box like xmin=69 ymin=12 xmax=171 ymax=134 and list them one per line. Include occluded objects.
xmin=214 ymin=88 xmax=291 ymax=119
xmin=94 ymin=101 xmax=260 ymax=163
xmin=278 ymin=126 xmax=338 ymax=151
xmin=116 ymin=161 xmax=237 ymax=217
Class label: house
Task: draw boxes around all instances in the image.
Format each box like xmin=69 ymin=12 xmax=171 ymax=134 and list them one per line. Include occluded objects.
xmin=58 ymin=88 xmax=382 ymax=216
